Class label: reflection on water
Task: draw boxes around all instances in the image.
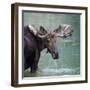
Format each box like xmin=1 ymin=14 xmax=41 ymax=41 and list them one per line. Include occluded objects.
xmin=24 ymin=40 xmax=80 ymax=77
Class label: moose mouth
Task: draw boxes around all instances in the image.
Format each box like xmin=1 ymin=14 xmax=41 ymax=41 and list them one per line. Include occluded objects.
xmin=47 ymin=49 xmax=59 ymax=59
xmin=52 ymin=53 xmax=59 ymax=59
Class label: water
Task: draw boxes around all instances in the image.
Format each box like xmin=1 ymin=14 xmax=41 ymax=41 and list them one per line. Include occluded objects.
xmin=23 ymin=11 xmax=80 ymax=77
xmin=24 ymin=39 xmax=80 ymax=77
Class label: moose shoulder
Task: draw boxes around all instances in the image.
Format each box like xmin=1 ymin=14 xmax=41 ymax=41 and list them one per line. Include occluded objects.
xmin=24 ymin=24 xmax=73 ymax=73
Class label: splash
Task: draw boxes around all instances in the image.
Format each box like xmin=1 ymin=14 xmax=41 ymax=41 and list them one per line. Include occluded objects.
xmin=40 ymin=67 xmax=80 ymax=76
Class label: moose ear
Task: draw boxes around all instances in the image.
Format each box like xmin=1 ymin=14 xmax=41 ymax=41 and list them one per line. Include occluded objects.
xmin=39 ymin=26 xmax=47 ymax=35
xmin=53 ymin=25 xmax=62 ymax=33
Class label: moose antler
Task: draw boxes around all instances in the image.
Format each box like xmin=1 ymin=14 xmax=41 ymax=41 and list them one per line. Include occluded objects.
xmin=54 ymin=24 xmax=73 ymax=38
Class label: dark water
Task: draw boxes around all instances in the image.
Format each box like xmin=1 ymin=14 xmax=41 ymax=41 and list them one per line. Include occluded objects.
xmin=23 ymin=11 xmax=80 ymax=77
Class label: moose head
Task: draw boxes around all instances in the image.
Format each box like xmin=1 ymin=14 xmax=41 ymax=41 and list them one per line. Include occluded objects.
xmin=28 ymin=24 xmax=73 ymax=59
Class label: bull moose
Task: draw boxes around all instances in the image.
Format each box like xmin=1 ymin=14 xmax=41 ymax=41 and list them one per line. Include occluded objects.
xmin=24 ymin=24 xmax=73 ymax=73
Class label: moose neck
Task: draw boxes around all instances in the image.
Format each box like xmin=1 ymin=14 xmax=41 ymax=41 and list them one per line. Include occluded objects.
xmin=36 ymin=38 xmax=46 ymax=51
